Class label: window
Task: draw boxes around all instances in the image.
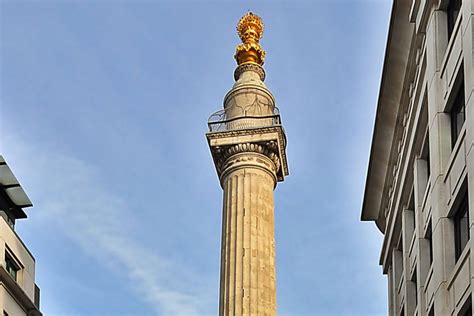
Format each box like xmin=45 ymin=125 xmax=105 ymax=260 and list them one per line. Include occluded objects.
xmin=428 ymin=306 xmax=435 ymax=316
xmin=427 ymin=221 xmax=433 ymax=266
xmin=459 ymin=295 xmax=471 ymax=316
xmin=450 ymin=81 xmax=465 ymax=148
xmin=419 ymin=131 xmax=431 ymax=193
xmin=406 ymin=195 xmax=416 ymax=243
xmin=447 ymin=0 xmax=462 ymax=38
xmin=5 ymin=252 xmax=19 ymax=281
xmin=461 ymin=305 xmax=472 ymax=316
xmin=422 ymin=136 xmax=431 ymax=179
xmin=411 ymin=268 xmax=418 ymax=307
xmin=454 ymin=192 xmax=469 ymax=261
xmin=417 ymin=102 xmax=430 ymax=196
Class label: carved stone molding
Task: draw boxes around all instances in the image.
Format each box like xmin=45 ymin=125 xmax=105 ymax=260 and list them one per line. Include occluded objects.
xmin=219 ymin=152 xmax=278 ymax=186
xmin=234 ymin=63 xmax=266 ymax=81
xmin=206 ymin=125 xmax=288 ymax=181
xmin=214 ymin=141 xmax=280 ymax=179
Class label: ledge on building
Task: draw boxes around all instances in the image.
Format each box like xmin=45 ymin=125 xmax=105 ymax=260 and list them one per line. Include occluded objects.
xmin=0 ymin=267 xmax=42 ymax=316
xmin=0 ymin=155 xmax=32 ymax=220
xmin=361 ymin=0 xmax=414 ymax=233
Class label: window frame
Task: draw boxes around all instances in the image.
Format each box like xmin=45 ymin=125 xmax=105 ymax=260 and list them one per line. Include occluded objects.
xmin=5 ymin=255 xmax=19 ymax=281
xmin=453 ymin=192 xmax=469 ymax=261
xmin=450 ymin=81 xmax=466 ymax=149
xmin=4 ymin=249 xmax=21 ymax=282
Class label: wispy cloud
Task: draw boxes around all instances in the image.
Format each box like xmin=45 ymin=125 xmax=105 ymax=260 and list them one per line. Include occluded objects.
xmin=1 ymin=134 xmax=213 ymax=315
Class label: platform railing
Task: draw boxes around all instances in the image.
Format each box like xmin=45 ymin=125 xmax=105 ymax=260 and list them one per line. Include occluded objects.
xmin=208 ymin=107 xmax=282 ymax=133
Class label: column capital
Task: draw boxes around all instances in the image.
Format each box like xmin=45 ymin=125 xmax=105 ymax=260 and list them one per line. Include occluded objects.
xmin=217 ymin=143 xmax=280 ymax=186
xmin=207 ymin=126 xmax=288 ymax=182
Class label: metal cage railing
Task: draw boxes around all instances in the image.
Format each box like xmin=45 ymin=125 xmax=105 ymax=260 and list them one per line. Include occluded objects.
xmin=208 ymin=107 xmax=282 ymax=133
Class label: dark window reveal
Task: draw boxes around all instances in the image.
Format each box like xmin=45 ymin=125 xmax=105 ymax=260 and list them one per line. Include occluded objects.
xmin=427 ymin=221 xmax=433 ymax=266
xmin=450 ymin=82 xmax=465 ymax=148
xmin=454 ymin=193 xmax=470 ymax=261
xmin=447 ymin=0 xmax=462 ymax=38
xmin=5 ymin=253 xmax=19 ymax=281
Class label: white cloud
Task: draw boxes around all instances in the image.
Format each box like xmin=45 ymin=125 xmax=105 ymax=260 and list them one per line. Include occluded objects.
xmin=1 ymin=135 xmax=212 ymax=316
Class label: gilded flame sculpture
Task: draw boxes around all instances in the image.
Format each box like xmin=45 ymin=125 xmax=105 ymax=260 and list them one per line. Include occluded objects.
xmin=235 ymin=12 xmax=266 ymax=65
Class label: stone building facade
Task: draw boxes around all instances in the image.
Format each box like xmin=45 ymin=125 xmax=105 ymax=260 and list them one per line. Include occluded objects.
xmin=362 ymin=0 xmax=473 ymax=315
xmin=0 ymin=155 xmax=41 ymax=316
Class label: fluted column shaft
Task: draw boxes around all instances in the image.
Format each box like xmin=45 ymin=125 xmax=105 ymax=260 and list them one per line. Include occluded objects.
xmin=219 ymin=152 xmax=277 ymax=316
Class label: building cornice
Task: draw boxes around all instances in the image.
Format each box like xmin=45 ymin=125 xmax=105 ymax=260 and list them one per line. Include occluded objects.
xmin=361 ymin=0 xmax=415 ymax=233
xmin=0 ymin=155 xmax=32 ymax=219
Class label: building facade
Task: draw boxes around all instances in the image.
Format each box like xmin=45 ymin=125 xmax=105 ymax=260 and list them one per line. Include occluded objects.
xmin=206 ymin=13 xmax=288 ymax=316
xmin=362 ymin=0 xmax=473 ymax=315
xmin=0 ymin=155 xmax=41 ymax=316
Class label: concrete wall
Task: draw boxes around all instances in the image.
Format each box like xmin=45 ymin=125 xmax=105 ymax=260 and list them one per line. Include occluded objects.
xmin=0 ymin=285 xmax=27 ymax=316
xmin=0 ymin=217 xmax=36 ymax=312
xmin=0 ymin=217 xmax=35 ymax=316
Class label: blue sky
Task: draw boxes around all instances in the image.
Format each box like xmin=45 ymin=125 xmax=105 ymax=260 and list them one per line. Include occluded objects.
xmin=1 ymin=0 xmax=391 ymax=315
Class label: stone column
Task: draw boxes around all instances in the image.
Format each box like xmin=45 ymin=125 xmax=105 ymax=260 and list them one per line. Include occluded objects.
xmin=207 ymin=12 xmax=288 ymax=316
xmin=219 ymin=148 xmax=277 ymax=316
